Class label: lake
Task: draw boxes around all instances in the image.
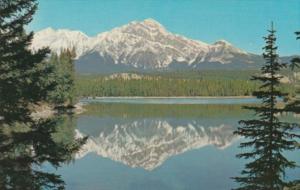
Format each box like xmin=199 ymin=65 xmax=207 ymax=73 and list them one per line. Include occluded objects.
xmin=49 ymin=98 xmax=299 ymax=190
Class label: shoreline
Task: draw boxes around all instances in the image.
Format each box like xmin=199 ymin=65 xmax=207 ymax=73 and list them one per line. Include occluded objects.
xmin=31 ymin=102 xmax=86 ymax=119
xmin=80 ymin=96 xmax=258 ymax=105
xmin=82 ymin=96 xmax=255 ymax=99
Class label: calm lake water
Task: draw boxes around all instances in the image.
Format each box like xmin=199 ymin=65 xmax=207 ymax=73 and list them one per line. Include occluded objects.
xmin=49 ymin=98 xmax=299 ymax=190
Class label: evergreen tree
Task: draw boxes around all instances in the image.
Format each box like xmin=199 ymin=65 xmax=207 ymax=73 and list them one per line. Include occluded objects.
xmin=0 ymin=0 xmax=55 ymax=124
xmin=0 ymin=2 xmax=87 ymax=189
xmin=233 ymin=24 xmax=299 ymax=190
xmin=48 ymin=48 xmax=76 ymax=108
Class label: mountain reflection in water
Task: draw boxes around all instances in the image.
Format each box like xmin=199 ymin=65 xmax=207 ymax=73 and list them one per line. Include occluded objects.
xmin=2 ymin=102 xmax=296 ymax=190
xmin=75 ymin=104 xmax=248 ymax=170
xmin=0 ymin=114 xmax=86 ymax=190
xmin=76 ymin=121 xmax=238 ymax=170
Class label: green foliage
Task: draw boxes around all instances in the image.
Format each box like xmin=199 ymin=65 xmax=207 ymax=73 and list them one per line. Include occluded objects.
xmin=48 ymin=48 xmax=76 ymax=107
xmin=233 ymin=24 xmax=300 ymax=190
xmin=76 ymin=72 xmax=294 ymax=97
xmin=0 ymin=0 xmax=56 ymax=124
xmin=0 ymin=1 xmax=86 ymax=189
xmin=138 ymin=70 xmax=258 ymax=80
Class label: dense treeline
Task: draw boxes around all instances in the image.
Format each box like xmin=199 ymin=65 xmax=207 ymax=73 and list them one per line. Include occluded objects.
xmin=76 ymin=74 xmax=294 ymax=97
xmin=48 ymin=48 xmax=77 ymax=107
xmin=140 ymin=69 xmax=258 ymax=80
xmin=77 ymin=77 xmax=257 ymax=96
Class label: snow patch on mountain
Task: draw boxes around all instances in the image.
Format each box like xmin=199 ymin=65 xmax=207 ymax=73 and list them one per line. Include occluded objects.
xmin=32 ymin=27 xmax=91 ymax=58
xmin=32 ymin=18 xmax=250 ymax=69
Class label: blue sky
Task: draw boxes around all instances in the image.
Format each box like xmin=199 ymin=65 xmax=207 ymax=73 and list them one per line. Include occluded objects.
xmin=30 ymin=0 xmax=300 ymax=55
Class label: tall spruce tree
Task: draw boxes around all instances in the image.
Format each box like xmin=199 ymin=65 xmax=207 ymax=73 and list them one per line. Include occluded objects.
xmin=0 ymin=0 xmax=55 ymax=124
xmin=0 ymin=2 xmax=87 ymax=189
xmin=233 ymin=24 xmax=299 ymax=190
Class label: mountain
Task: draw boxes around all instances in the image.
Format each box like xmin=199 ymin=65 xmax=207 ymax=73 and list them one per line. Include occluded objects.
xmin=32 ymin=28 xmax=90 ymax=58
xmin=75 ymin=119 xmax=238 ymax=170
xmin=31 ymin=18 xmax=294 ymax=73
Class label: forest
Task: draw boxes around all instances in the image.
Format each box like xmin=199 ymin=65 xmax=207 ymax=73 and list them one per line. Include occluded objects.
xmin=75 ymin=70 xmax=295 ymax=97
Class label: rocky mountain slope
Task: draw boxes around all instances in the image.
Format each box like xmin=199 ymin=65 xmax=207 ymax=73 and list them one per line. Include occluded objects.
xmin=32 ymin=18 xmax=293 ymax=73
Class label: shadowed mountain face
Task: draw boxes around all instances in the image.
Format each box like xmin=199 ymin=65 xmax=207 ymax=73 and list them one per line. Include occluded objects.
xmin=32 ymin=19 xmax=297 ymax=74
xmin=76 ymin=120 xmax=238 ymax=170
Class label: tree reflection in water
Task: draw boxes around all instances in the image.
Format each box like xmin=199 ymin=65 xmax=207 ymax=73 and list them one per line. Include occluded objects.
xmin=0 ymin=114 xmax=87 ymax=190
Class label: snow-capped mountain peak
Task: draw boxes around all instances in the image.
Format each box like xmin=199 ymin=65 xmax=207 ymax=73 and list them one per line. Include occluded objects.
xmin=142 ymin=18 xmax=164 ymax=27
xmin=31 ymin=18 xmax=253 ymax=71
xmin=37 ymin=27 xmax=55 ymax=35
xmin=32 ymin=27 xmax=90 ymax=57
xmin=213 ymin=39 xmax=232 ymax=46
